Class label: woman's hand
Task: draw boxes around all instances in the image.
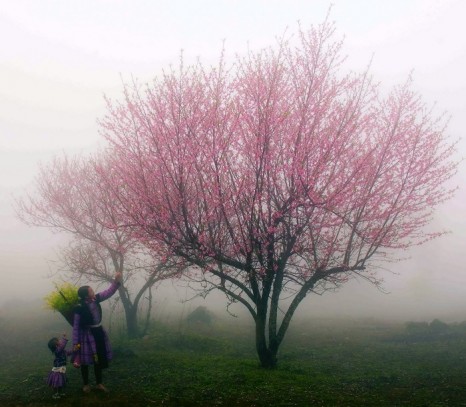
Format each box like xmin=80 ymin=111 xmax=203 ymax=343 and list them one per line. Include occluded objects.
xmin=114 ymin=272 xmax=122 ymax=282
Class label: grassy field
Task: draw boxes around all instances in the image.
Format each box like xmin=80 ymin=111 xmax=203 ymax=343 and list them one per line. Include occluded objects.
xmin=1 ymin=303 xmax=466 ymax=406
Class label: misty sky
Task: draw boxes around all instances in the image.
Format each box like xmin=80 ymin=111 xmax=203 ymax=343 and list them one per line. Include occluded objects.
xmin=1 ymin=0 xmax=465 ymax=322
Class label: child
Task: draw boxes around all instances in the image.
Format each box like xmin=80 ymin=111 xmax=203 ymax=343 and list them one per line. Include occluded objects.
xmin=46 ymin=333 xmax=72 ymax=399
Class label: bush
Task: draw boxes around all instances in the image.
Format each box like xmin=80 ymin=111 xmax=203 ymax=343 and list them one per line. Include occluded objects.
xmin=405 ymin=321 xmax=429 ymax=333
xmin=406 ymin=319 xmax=450 ymax=337
xmin=186 ymin=306 xmax=214 ymax=325
xmin=429 ymin=319 xmax=449 ymax=333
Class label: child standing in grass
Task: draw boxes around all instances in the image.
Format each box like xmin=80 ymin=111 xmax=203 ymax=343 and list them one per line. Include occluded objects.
xmin=46 ymin=333 xmax=72 ymax=399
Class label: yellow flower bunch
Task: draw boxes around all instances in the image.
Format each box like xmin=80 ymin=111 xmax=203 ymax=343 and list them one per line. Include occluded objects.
xmin=44 ymin=282 xmax=79 ymax=325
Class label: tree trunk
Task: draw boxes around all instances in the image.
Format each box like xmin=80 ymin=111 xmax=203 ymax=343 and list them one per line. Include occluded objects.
xmin=141 ymin=285 xmax=153 ymax=336
xmin=125 ymin=307 xmax=139 ymax=339
xmin=118 ymin=287 xmax=140 ymax=338
xmin=255 ymin=314 xmax=278 ymax=369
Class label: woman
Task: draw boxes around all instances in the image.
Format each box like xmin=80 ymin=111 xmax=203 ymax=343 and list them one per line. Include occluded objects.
xmin=72 ymin=272 xmax=122 ymax=393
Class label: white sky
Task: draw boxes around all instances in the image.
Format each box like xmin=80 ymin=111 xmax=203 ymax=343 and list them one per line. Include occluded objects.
xmin=1 ymin=0 xmax=465 ymax=321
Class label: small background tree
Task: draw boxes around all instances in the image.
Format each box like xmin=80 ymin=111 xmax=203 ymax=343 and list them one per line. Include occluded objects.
xmin=17 ymin=154 xmax=181 ymax=338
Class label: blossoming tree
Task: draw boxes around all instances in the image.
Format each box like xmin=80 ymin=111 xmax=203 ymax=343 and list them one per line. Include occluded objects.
xmin=17 ymin=154 xmax=181 ymax=338
xmin=100 ymin=19 xmax=457 ymax=367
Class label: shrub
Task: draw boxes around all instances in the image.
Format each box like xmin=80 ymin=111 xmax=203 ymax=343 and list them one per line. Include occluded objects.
xmin=186 ymin=306 xmax=214 ymax=325
xmin=429 ymin=319 xmax=449 ymax=333
xmin=405 ymin=321 xmax=429 ymax=333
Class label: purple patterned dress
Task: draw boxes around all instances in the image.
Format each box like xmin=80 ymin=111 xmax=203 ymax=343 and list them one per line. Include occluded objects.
xmin=72 ymin=281 xmax=120 ymax=367
xmin=46 ymin=337 xmax=71 ymax=389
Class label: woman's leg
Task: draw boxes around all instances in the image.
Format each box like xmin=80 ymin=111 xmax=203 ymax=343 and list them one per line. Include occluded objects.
xmin=81 ymin=365 xmax=89 ymax=385
xmin=94 ymin=364 xmax=103 ymax=385
xmin=81 ymin=365 xmax=91 ymax=392
xmin=94 ymin=364 xmax=109 ymax=392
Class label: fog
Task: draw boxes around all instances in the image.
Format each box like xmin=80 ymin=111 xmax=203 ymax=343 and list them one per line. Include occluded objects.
xmin=1 ymin=0 xmax=466 ymax=323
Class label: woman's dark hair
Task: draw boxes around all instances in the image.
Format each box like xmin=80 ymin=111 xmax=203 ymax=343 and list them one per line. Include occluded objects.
xmin=78 ymin=286 xmax=90 ymax=300
xmin=76 ymin=285 xmax=101 ymax=327
xmin=48 ymin=337 xmax=58 ymax=353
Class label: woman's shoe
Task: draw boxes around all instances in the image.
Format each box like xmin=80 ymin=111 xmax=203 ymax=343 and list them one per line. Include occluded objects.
xmin=82 ymin=385 xmax=91 ymax=393
xmin=95 ymin=383 xmax=109 ymax=393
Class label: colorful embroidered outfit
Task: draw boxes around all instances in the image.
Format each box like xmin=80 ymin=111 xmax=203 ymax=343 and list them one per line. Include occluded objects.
xmin=46 ymin=337 xmax=71 ymax=391
xmin=72 ymin=281 xmax=120 ymax=367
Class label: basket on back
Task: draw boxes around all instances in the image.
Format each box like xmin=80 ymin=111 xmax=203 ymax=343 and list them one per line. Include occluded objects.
xmin=44 ymin=282 xmax=79 ymax=326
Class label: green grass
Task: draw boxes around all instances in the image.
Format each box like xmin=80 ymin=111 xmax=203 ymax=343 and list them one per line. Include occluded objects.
xmin=2 ymin=308 xmax=466 ymax=406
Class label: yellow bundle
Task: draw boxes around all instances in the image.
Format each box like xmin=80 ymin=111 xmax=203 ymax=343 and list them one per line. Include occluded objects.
xmin=44 ymin=282 xmax=79 ymax=325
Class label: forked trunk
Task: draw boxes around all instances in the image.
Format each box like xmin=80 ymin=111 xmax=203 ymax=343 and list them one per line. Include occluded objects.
xmin=124 ymin=307 xmax=139 ymax=339
xmin=255 ymin=314 xmax=278 ymax=369
xmin=118 ymin=288 xmax=140 ymax=339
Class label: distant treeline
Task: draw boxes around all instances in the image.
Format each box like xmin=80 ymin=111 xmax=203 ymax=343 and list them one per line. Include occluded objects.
xmin=398 ymin=319 xmax=466 ymax=342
